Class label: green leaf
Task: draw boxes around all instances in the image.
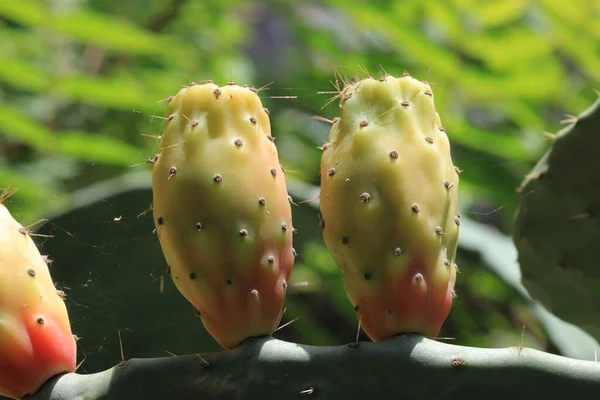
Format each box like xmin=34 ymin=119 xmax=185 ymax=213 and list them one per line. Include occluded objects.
xmin=0 ymin=64 xmax=180 ymax=112
xmin=52 ymin=10 xmax=168 ymax=56
xmin=0 ymin=167 xmax=62 ymax=224
xmin=0 ymin=0 xmax=46 ymax=27
xmin=0 ymin=27 xmax=50 ymax=62
xmin=505 ymin=101 xmax=550 ymax=131
xmin=54 ymin=74 xmax=152 ymax=111
xmin=459 ymin=64 xmax=563 ymax=101
xmin=447 ymin=119 xmax=538 ymax=161
xmin=0 ymin=106 xmax=145 ymax=166
xmin=0 ymin=58 xmax=51 ymax=92
xmin=539 ymin=0 xmax=600 ymax=40
xmin=471 ymin=0 xmax=527 ymax=28
xmin=346 ymin=4 xmax=463 ymax=76
xmin=552 ymin=22 xmax=600 ymax=82
xmin=0 ymin=1 xmax=180 ymax=57
xmin=56 ymin=130 xmax=143 ymax=165
xmin=0 ymin=105 xmax=57 ymax=151
xmin=461 ymin=28 xmax=555 ymax=72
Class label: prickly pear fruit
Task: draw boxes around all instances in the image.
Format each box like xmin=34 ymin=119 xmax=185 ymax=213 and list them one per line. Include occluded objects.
xmin=0 ymin=201 xmax=77 ymax=399
xmin=319 ymin=73 xmax=460 ymax=341
xmin=152 ymin=81 xmax=295 ymax=349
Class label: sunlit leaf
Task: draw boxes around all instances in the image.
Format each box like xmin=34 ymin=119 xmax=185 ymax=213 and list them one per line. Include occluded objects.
xmin=0 ymin=167 xmax=61 ymax=224
xmin=459 ymin=64 xmax=563 ymax=101
xmin=54 ymin=74 xmax=158 ymax=111
xmin=0 ymin=27 xmax=49 ymax=60
xmin=470 ymin=0 xmax=526 ymax=28
xmin=446 ymin=119 xmax=537 ymax=161
xmin=539 ymin=0 xmax=600 ymax=39
xmin=52 ymin=10 xmax=168 ymax=56
xmin=0 ymin=0 xmax=46 ymax=27
xmin=0 ymin=105 xmax=57 ymax=151
xmin=549 ymin=21 xmax=600 ymax=82
xmin=505 ymin=101 xmax=550 ymax=131
xmin=462 ymin=28 xmax=554 ymax=72
xmin=0 ymin=106 xmax=145 ymax=165
xmin=0 ymin=58 xmax=50 ymax=92
xmin=345 ymin=4 xmax=463 ymax=77
xmin=56 ymin=130 xmax=144 ymax=166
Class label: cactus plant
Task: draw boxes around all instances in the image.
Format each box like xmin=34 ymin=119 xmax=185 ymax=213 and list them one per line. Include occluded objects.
xmin=319 ymin=73 xmax=460 ymax=341
xmin=151 ymin=81 xmax=295 ymax=350
xmin=0 ymin=193 xmax=77 ymax=399
xmin=514 ymin=97 xmax=600 ymax=341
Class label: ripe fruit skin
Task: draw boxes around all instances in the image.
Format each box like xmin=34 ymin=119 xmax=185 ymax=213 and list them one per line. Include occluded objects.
xmin=319 ymin=73 xmax=460 ymax=341
xmin=0 ymin=203 xmax=77 ymax=399
xmin=152 ymin=82 xmax=295 ymax=350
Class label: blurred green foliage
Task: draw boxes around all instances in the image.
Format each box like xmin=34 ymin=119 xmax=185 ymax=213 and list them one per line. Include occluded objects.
xmin=0 ymin=0 xmax=599 ymax=386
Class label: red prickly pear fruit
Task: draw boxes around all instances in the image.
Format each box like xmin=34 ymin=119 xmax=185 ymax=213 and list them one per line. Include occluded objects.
xmin=319 ymin=73 xmax=460 ymax=341
xmin=152 ymin=81 xmax=295 ymax=349
xmin=0 ymin=201 xmax=77 ymax=399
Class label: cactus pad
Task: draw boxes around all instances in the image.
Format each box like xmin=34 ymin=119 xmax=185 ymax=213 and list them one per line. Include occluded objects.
xmin=514 ymin=97 xmax=600 ymax=341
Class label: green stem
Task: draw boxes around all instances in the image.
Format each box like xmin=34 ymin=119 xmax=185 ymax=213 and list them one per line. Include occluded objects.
xmin=27 ymin=334 xmax=600 ymax=400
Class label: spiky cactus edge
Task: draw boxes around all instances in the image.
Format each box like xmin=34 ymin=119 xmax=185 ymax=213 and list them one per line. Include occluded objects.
xmin=514 ymin=97 xmax=600 ymax=341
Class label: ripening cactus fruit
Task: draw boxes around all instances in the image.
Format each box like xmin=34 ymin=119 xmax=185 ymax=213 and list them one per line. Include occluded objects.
xmin=152 ymin=81 xmax=295 ymax=349
xmin=0 ymin=200 xmax=77 ymax=399
xmin=319 ymin=73 xmax=460 ymax=341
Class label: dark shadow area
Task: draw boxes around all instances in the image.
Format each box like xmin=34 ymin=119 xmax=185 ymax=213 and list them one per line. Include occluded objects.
xmin=36 ymin=188 xmax=222 ymax=374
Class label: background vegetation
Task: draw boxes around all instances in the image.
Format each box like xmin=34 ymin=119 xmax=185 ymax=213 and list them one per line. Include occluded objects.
xmin=1 ymin=0 xmax=599 ymax=392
